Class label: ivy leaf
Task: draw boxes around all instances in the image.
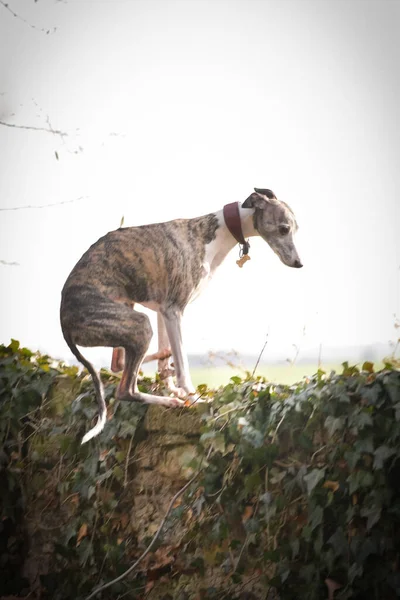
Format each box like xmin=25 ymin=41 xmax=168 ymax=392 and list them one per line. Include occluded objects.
xmin=325 ymin=415 xmax=345 ymax=437
xmin=348 ymin=562 xmax=363 ymax=584
xmin=77 ymin=538 xmax=93 ymax=566
xmin=383 ymin=373 xmax=400 ymax=404
xmin=328 ymin=527 xmax=348 ymax=559
xmin=339 ymin=392 xmax=351 ymax=403
xmin=9 ymin=339 xmax=20 ymax=353
xmin=348 ymin=470 xmax=374 ymax=494
xmin=239 ymin=423 xmax=264 ymax=448
xmin=309 ymin=504 xmax=323 ymax=531
xmin=361 ymin=386 xmax=381 ymax=407
xmin=354 ymin=438 xmax=374 ymax=454
xmin=303 ymin=468 xmax=326 ymax=496
xmin=200 ymin=431 xmax=226 ymax=453
xmin=373 ymin=445 xmax=396 ymax=470
xmin=357 ymin=538 xmax=377 ymax=564
xmin=350 ymin=410 xmax=373 ymax=430
xmin=118 ymin=420 xmax=139 ymax=438
xmin=360 ymin=505 xmax=381 ymax=530
xmin=291 ymin=538 xmax=300 ymax=559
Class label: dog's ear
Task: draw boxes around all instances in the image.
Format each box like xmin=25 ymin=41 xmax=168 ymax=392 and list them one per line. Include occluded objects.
xmin=254 ymin=188 xmax=276 ymax=199
xmin=242 ymin=191 xmax=269 ymax=209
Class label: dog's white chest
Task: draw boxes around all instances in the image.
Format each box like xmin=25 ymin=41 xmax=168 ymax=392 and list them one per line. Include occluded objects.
xmin=188 ymin=235 xmax=226 ymax=304
xmin=188 ymin=262 xmax=211 ymax=303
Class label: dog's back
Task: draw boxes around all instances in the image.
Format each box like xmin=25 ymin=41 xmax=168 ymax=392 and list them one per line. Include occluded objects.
xmin=61 ymin=215 xmax=219 ymax=322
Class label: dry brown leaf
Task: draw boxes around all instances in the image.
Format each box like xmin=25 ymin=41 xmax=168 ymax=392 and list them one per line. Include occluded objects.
xmin=325 ymin=577 xmax=342 ymax=600
xmin=119 ymin=513 xmax=129 ymax=530
xmin=76 ymin=523 xmax=88 ymax=546
xmin=99 ymin=449 xmax=109 ymax=461
xmin=242 ymin=505 xmax=253 ymax=523
xmin=323 ymin=480 xmax=340 ymax=493
xmin=145 ymin=581 xmax=155 ymax=593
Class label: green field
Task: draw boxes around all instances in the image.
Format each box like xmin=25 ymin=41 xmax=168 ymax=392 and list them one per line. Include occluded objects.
xmin=189 ymin=363 xmax=342 ymax=388
xmin=142 ymin=360 xmax=387 ymax=389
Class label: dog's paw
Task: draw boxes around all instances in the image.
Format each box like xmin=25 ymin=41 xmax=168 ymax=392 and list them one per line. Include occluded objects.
xmin=173 ymin=386 xmax=189 ymax=399
xmin=163 ymin=396 xmax=186 ymax=407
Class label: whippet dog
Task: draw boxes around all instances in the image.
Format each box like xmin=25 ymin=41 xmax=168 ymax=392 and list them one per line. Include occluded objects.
xmin=60 ymin=188 xmax=302 ymax=443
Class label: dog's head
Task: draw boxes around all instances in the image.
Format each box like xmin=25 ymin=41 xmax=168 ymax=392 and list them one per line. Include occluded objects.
xmin=242 ymin=188 xmax=302 ymax=268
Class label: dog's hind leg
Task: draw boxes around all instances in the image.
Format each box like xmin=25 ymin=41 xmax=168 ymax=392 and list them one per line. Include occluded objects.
xmin=111 ymin=347 xmax=125 ymax=372
xmin=70 ymin=299 xmax=184 ymax=409
xmin=111 ymin=310 xmax=171 ymax=373
xmin=111 ymin=311 xmax=181 ymax=407
xmin=118 ymin=345 xmax=183 ymax=407
xmin=111 ymin=346 xmax=171 ymax=373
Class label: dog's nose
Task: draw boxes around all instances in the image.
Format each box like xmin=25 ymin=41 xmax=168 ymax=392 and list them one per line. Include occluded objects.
xmin=293 ymin=260 xmax=303 ymax=268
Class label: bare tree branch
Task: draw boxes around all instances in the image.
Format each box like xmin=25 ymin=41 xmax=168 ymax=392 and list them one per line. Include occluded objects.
xmin=0 ymin=119 xmax=67 ymax=138
xmin=0 ymin=259 xmax=19 ymax=266
xmin=0 ymin=196 xmax=88 ymax=212
xmin=0 ymin=1 xmax=57 ymax=35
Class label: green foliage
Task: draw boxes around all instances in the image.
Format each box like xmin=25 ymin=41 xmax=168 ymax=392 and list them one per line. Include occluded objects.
xmin=1 ymin=340 xmax=400 ymax=599
xmin=0 ymin=340 xmax=148 ymax=599
xmin=192 ymin=367 xmax=400 ymax=599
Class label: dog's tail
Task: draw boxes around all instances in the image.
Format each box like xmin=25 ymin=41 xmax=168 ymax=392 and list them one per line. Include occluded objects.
xmin=63 ymin=332 xmax=107 ymax=444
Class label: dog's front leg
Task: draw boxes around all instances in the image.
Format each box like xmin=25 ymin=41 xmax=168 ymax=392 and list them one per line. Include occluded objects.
xmin=161 ymin=307 xmax=196 ymax=397
xmin=156 ymin=312 xmax=175 ymax=388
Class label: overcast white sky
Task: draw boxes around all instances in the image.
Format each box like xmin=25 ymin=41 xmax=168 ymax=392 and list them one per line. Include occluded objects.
xmin=0 ymin=0 xmax=399 ymax=366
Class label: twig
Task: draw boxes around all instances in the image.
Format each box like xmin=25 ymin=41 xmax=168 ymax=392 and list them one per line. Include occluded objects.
xmin=252 ymin=332 xmax=269 ymax=377
xmin=234 ymin=534 xmax=249 ymax=572
xmin=0 ymin=196 xmax=88 ymax=211
xmin=0 ymin=118 xmax=65 ymax=136
xmin=85 ymin=454 xmax=209 ymax=600
xmin=212 ymin=406 xmax=243 ymax=422
xmin=271 ymin=414 xmax=286 ymax=444
xmin=265 ymin=467 xmax=271 ymax=551
xmin=123 ymin=436 xmax=133 ymax=488
xmin=286 ymin=325 xmax=306 ymax=367
xmin=0 ymin=0 xmax=57 ymax=34
xmin=288 ymin=494 xmax=305 ymax=506
xmin=311 ymin=444 xmax=327 ymax=463
xmin=219 ymin=572 xmax=262 ymax=600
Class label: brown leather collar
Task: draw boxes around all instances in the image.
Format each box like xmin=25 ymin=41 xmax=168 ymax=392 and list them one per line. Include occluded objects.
xmin=223 ymin=202 xmax=250 ymax=255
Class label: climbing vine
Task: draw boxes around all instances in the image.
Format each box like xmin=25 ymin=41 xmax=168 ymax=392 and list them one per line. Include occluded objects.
xmin=1 ymin=340 xmax=400 ymax=599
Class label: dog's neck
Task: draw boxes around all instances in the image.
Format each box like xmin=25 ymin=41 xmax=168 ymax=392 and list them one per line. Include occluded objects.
xmin=205 ymin=204 xmax=258 ymax=273
xmin=237 ymin=204 xmax=258 ymax=239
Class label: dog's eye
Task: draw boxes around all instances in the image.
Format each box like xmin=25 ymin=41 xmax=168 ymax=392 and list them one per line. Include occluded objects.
xmin=279 ymin=225 xmax=290 ymax=236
